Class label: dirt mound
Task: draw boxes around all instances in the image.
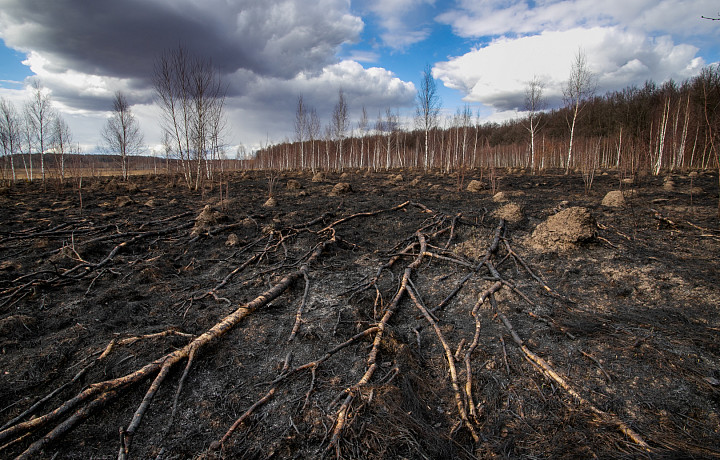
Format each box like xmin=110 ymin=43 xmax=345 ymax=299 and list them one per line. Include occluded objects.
xmin=329 ymin=182 xmax=352 ymax=196
xmin=286 ymin=179 xmax=302 ymax=190
xmin=530 ymin=206 xmax=596 ymax=251
xmin=225 ymin=233 xmax=240 ymax=247
xmin=0 ymin=314 xmax=36 ymax=337
xmin=115 ymin=196 xmax=134 ymax=207
xmin=493 ymin=202 xmax=524 ymax=223
xmin=492 ymin=191 xmax=508 ymax=202
xmin=191 ymin=205 xmax=225 ymax=236
xmin=601 ymin=190 xmax=625 ymax=207
xmin=263 ymin=196 xmax=278 ymax=207
xmin=466 ymin=179 xmax=483 ymax=192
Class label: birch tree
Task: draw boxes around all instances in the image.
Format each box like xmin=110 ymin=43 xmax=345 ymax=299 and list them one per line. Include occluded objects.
xmin=331 ymin=89 xmax=349 ymax=170
xmin=25 ymin=80 xmax=55 ymax=183
xmin=415 ymin=64 xmax=440 ymax=169
xmin=101 ymin=91 xmax=144 ymax=181
xmin=154 ymin=45 xmax=226 ymax=190
xmin=294 ymin=96 xmax=308 ymax=169
xmin=563 ymin=50 xmax=595 ymax=173
xmin=523 ymin=76 xmax=546 ymax=172
xmin=0 ymin=98 xmax=21 ymax=183
xmin=51 ymin=115 xmax=72 ymax=182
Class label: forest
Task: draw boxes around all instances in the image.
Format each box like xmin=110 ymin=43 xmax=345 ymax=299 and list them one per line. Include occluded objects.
xmin=253 ymin=65 xmax=720 ymax=178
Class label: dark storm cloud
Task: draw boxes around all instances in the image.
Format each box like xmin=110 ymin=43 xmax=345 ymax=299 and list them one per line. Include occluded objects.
xmin=0 ymin=0 xmax=419 ymax=147
xmin=0 ymin=0 xmax=363 ymax=81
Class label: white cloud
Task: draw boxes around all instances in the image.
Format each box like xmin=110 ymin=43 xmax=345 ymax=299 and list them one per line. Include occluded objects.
xmin=230 ymin=60 xmax=416 ymax=146
xmin=365 ymin=0 xmax=435 ymax=50
xmin=0 ymin=0 xmax=419 ymax=149
xmin=437 ymin=0 xmax=720 ymax=38
xmin=433 ymin=27 xmax=704 ymax=113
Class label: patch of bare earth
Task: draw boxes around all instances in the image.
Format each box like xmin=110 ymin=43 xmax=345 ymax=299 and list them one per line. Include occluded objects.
xmin=0 ymin=170 xmax=718 ymax=459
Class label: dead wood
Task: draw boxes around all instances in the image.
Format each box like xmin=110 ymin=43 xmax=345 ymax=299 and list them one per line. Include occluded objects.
xmin=2 ymin=171 xmax=718 ymax=459
xmin=0 ymin=233 xmax=337 ymax=458
xmin=488 ymin=286 xmax=651 ymax=451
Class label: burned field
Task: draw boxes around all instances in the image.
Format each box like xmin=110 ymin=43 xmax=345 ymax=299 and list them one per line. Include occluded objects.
xmin=0 ymin=170 xmax=719 ymax=459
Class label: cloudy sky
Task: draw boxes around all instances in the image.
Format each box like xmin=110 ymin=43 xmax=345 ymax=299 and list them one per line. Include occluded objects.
xmin=0 ymin=0 xmax=718 ymax=154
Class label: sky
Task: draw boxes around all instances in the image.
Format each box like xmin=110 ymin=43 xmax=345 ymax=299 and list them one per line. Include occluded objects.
xmin=0 ymin=0 xmax=718 ymax=155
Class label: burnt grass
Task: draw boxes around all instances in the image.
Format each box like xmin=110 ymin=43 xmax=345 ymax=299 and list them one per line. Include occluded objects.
xmin=0 ymin=169 xmax=719 ymax=459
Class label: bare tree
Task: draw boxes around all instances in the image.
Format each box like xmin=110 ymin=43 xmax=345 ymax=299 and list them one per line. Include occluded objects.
xmin=308 ymin=108 xmax=320 ymax=172
xmin=331 ymin=89 xmax=349 ymax=170
xmin=0 ymin=97 xmax=21 ymax=183
xmin=695 ymin=64 xmax=720 ymax=215
xmin=101 ymin=91 xmax=144 ymax=181
xmin=357 ymin=106 xmax=369 ymax=170
xmin=523 ymin=76 xmax=546 ymax=172
xmin=154 ymin=45 xmax=226 ymax=190
xmin=563 ymin=49 xmax=596 ymax=173
xmin=51 ymin=115 xmax=72 ymax=182
xmin=294 ymin=95 xmax=308 ymax=169
xmin=25 ymin=80 xmax=55 ymax=183
xmin=415 ymin=64 xmax=441 ymax=169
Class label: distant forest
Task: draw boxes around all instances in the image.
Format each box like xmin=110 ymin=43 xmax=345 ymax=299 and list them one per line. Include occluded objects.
xmin=252 ymin=65 xmax=720 ymax=176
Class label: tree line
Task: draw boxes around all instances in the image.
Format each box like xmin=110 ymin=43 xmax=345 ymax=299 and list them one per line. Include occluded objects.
xmin=2 ymin=46 xmax=719 ymax=192
xmin=0 ymin=45 xmax=230 ymax=189
xmin=252 ymin=58 xmax=720 ymax=180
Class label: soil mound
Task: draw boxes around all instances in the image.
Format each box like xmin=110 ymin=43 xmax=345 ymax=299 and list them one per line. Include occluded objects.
xmin=531 ymin=206 xmax=596 ymax=251
xmin=601 ymin=190 xmax=625 ymax=207
xmin=286 ymin=179 xmax=302 ymax=190
xmin=329 ymin=182 xmax=352 ymax=196
xmin=492 ymin=191 xmax=508 ymax=202
xmin=263 ymin=196 xmax=278 ymax=207
xmin=466 ymin=179 xmax=483 ymax=192
xmin=0 ymin=314 xmax=36 ymax=337
xmin=225 ymin=233 xmax=240 ymax=247
xmin=115 ymin=196 xmax=134 ymax=208
xmin=493 ymin=202 xmax=524 ymax=223
xmin=191 ymin=205 xmax=224 ymax=236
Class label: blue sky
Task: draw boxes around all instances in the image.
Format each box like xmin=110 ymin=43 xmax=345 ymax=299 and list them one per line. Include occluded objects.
xmin=0 ymin=0 xmax=718 ymax=152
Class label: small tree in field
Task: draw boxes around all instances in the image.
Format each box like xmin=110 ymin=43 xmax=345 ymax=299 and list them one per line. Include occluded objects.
xmin=25 ymin=80 xmax=55 ymax=183
xmin=0 ymin=97 xmax=21 ymax=183
xmin=51 ymin=115 xmax=72 ymax=182
xmin=523 ymin=76 xmax=546 ymax=172
xmin=101 ymin=91 xmax=144 ymax=181
xmin=563 ymin=49 xmax=596 ymax=173
xmin=415 ymin=64 xmax=441 ymax=169
xmin=331 ymin=89 xmax=349 ymax=170
xmin=294 ymin=95 xmax=308 ymax=169
xmin=154 ymin=45 xmax=226 ymax=190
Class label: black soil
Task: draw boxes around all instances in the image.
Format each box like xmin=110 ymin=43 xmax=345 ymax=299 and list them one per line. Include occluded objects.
xmin=0 ymin=169 xmax=719 ymax=459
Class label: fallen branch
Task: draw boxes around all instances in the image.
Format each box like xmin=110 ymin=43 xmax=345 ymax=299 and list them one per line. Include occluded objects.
xmin=0 ymin=236 xmax=337 ymax=458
